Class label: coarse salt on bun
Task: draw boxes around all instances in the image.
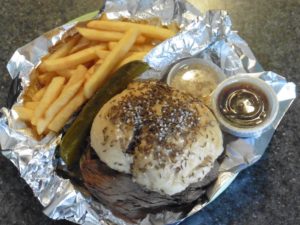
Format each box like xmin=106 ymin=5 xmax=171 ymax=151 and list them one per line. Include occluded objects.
xmin=91 ymin=80 xmax=223 ymax=195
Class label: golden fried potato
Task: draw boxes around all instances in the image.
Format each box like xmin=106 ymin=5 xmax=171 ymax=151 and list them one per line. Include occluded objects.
xmin=87 ymin=20 xmax=176 ymax=40
xmin=84 ymin=28 xmax=139 ymax=98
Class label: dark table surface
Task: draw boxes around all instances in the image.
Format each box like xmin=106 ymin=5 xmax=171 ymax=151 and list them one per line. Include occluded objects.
xmin=0 ymin=0 xmax=299 ymax=225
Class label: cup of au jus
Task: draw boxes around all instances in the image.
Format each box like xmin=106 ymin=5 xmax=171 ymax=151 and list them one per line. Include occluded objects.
xmin=166 ymin=58 xmax=226 ymax=103
xmin=211 ymin=75 xmax=279 ymax=138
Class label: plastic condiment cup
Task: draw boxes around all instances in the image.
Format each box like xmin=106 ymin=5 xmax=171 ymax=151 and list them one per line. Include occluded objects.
xmin=211 ymin=75 xmax=279 ymax=138
xmin=166 ymin=58 xmax=226 ymax=99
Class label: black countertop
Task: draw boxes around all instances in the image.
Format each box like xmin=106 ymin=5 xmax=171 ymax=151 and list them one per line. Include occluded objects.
xmin=0 ymin=1 xmax=299 ymax=225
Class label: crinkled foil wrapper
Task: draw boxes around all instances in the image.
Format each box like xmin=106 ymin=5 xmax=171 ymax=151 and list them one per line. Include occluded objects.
xmin=0 ymin=0 xmax=296 ymax=225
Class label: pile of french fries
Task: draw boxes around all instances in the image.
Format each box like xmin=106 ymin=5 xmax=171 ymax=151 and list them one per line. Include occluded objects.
xmin=13 ymin=14 xmax=178 ymax=138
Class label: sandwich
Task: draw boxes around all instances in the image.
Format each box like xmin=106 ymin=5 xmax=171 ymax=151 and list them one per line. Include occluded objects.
xmin=80 ymin=80 xmax=223 ymax=221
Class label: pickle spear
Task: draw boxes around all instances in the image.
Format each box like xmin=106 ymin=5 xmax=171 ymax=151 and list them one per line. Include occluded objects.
xmin=60 ymin=61 xmax=149 ymax=168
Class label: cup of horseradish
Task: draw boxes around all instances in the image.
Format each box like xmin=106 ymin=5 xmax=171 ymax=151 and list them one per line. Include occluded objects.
xmin=166 ymin=58 xmax=226 ymax=103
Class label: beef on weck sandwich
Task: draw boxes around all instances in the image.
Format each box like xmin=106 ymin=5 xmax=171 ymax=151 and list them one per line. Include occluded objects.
xmin=80 ymin=80 xmax=223 ymax=221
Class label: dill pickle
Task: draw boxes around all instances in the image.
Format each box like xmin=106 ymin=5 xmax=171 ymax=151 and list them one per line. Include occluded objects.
xmin=60 ymin=61 xmax=149 ymax=168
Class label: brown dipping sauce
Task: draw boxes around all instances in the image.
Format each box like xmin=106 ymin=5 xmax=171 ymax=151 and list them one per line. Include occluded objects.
xmin=218 ymin=83 xmax=269 ymax=128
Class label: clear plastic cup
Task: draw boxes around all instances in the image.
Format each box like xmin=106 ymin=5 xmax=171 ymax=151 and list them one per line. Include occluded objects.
xmin=166 ymin=58 xmax=226 ymax=100
xmin=211 ymin=75 xmax=279 ymax=137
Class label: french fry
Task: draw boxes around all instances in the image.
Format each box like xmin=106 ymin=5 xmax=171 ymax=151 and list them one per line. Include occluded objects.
xmin=87 ymin=20 xmax=176 ymax=40
xmin=48 ymin=35 xmax=81 ymax=60
xmin=116 ymin=52 xmax=147 ymax=69
xmin=34 ymin=77 xmax=65 ymax=119
xmin=89 ymin=40 xmax=104 ymax=47
xmin=84 ymin=58 xmax=103 ymax=80
xmin=76 ymin=27 xmax=146 ymax=44
xmin=14 ymin=106 xmax=34 ymax=122
xmin=84 ymin=28 xmax=139 ymax=98
xmin=85 ymin=66 xmax=95 ymax=80
xmin=31 ymin=117 xmax=37 ymax=126
xmin=56 ymin=69 xmax=74 ymax=79
xmin=45 ymin=80 xmax=84 ymax=119
xmin=167 ymin=22 xmax=179 ymax=33
xmin=95 ymin=58 xmax=103 ymax=65
xmin=69 ymin=37 xmax=91 ymax=54
xmin=21 ymin=16 xmax=180 ymax=136
xmin=100 ymin=13 xmax=109 ymax=21
xmin=84 ymin=58 xmax=104 ymax=79
xmin=131 ymin=45 xmax=154 ymax=52
xmin=108 ymin=42 xmax=154 ymax=52
xmin=24 ymin=102 xmax=39 ymax=110
xmin=38 ymin=72 xmax=58 ymax=86
xmin=55 ymin=57 xmax=100 ymax=82
xmin=30 ymin=69 xmax=40 ymax=80
xmin=67 ymin=65 xmax=87 ymax=87
xmin=32 ymin=87 xmax=46 ymax=101
xmin=37 ymin=79 xmax=84 ymax=134
xmin=39 ymin=45 xmax=106 ymax=72
xmin=23 ymin=70 xmax=41 ymax=101
xmin=94 ymin=49 xmax=110 ymax=59
xmin=36 ymin=119 xmax=50 ymax=135
xmin=48 ymin=89 xmax=86 ymax=132
xmin=21 ymin=126 xmax=43 ymax=139
xmin=107 ymin=42 xmax=116 ymax=51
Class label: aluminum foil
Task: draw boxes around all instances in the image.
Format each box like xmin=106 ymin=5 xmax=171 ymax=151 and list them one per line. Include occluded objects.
xmin=0 ymin=0 xmax=296 ymax=225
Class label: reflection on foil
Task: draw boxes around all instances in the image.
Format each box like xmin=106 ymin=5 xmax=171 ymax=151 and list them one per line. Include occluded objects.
xmin=0 ymin=0 xmax=296 ymax=225
xmin=104 ymin=0 xmax=200 ymax=27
